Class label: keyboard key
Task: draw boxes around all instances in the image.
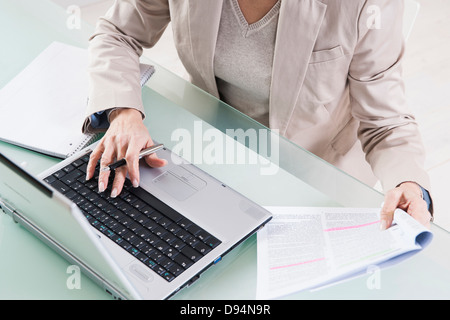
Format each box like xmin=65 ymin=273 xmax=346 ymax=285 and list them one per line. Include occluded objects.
xmin=71 ymin=158 xmax=84 ymax=167
xmin=167 ymin=224 xmax=181 ymax=234
xmin=86 ymin=192 xmax=99 ymax=202
xmin=52 ymin=170 xmax=66 ymax=179
xmin=78 ymin=187 xmax=90 ymax=197
xmin=167 ymin=263 xmax=184 ymax=277
xmin=62 ymin=164 xmax=75 ymax=173
xmin=65 ymin=189 xmax=77 ymax=200
xmin=163 ymin=246 xmax=179 ymax=259
xmin=128 ymin=247 xmax=140 ymax=257
xmin=174 ymin=254 xmax=193 ymax=269
xmin=163 ymin=272 xmax=175 ymax=282
xmin=155 ymin=241 xmax=170 ymax=252
xmin=145 ymin=233 xmax=161 ymax=246
xmin=129 ymin=186 xmax=183 ymax=223
xmin=147 ymin=259 xmax=158 ymax=270
xmin=193 ymin=241 xmax=211 ymax=255
xmin=174 ymin=228 xmax=190 ymax=241
xmin=50 ymin=180 xmax=71 ymax=194
xmin=72 ymin=195 xmax=86 ymax=206
xmin=187 ymin=223 xmax=202 ymax=236
xmin=143 ymin=219 xmax=158 ymax=232
xmin=162 ymin=233 xmax=177 ymax=244
xmin=148 ymin=210 xmax=163 ymax=222
xmin=148 ymin=250 xmax=165 ymax=263
xmin=137 ymin=228 xmax=152 ymax=240
xmin=158 ymin=217 xmax=172 ymax=228
xmin=172 ymin=238 xmax=186 ymax=251
xmin=206 ymin=236 xmax=221 ymax=249
xmin=128 ymin=222 xmax=141 ymax=233
xmin=93 ymin=198 xmax=109 ymax=209
xmin=137 ymin=253 xmax=148 ymax=264
xmin=71 ymin=181 xmax=84 ymax=191
xmin=78 ymin=163 xmax=88 ymax=174
xmin=119 ymin=216 xmax=134 ymax=227
xmin=123 ymin=193 xmax=137 ymax=204
xmin=84 ymin=180 xmax=97 ymax=190
xmin=44 ymin=175 xmax=56 ymax=184
xmin=153 ymin=226 xmax=168 ymax=238
xmin=139 ymin=205 xmax=155 ymax=217
xmin=180 ymin=246 xmax=202 ymax=262
xmin=132 ymin=199 xmax=146 ymax=210
xmin=179 ymin=218 xmax=192 ymax=230
xmin=111 ymin=224 xmax=128 ymax=236
xmin=134 ymin=213 xmax=148 ymax=225
xmin=185 ymin=235 xmax=199 ymax=247
xmin=196 ymin=230 xmax=211 ymax=242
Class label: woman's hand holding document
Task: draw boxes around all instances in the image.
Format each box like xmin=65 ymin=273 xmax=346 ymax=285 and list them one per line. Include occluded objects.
xmin=256 ymin=206 xmax=433 ymax=299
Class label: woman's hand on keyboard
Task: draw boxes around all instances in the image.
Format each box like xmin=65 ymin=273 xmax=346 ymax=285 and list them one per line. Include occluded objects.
xmin=85 ymin=108 xmax=167 ymax=197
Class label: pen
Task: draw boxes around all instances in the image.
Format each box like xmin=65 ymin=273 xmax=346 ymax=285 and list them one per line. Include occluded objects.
xmin=101 ymin=143 xmax=164 ymax=172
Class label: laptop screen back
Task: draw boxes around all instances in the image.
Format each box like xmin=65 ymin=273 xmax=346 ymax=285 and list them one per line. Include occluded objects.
xmin=0 ymin=153 xmax=139 ymax=299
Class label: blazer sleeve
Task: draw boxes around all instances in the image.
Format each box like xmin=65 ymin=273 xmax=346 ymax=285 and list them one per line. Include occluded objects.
xmin=348 ymin=0 xmax=430 ymax=192
xmin=83 ymin=0 xmax=170 ymax=133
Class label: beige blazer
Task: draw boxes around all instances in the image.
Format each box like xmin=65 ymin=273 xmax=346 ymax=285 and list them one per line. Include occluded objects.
xmin=85 ymin=0 xmax=430 ymax=193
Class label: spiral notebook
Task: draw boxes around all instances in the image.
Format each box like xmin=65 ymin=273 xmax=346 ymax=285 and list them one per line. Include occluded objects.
xmin=0 ymin=41 xmax=155 ymax=158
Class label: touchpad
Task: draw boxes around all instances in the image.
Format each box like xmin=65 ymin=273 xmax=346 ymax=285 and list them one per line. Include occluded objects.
xmin=152 ymin=166 xmax=206 ymax=201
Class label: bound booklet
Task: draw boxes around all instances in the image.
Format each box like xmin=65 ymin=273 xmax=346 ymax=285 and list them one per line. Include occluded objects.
xmin=256 ymin=206 xmax=433 ymax=299
xmin=0 ymin=41 xmax=155 ymax=158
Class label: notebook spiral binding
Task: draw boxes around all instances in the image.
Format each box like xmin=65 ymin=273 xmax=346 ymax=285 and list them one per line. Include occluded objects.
xmin=67 ymin=132 xmax=102 ymax=158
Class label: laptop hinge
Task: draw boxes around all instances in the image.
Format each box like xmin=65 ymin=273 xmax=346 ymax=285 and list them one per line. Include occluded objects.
xmin=0 ymin=197 xmax=18 ymax=222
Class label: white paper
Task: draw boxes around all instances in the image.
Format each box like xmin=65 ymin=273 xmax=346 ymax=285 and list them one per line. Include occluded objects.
xmin=0 ymin=41 xmax=94 ymax=158
xmin=256 ymin=206 xmax=432 ymax=300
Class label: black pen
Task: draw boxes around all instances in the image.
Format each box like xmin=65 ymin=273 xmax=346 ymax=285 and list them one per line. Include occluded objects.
xmin=100 ymin=144 xmax=164 ymax=172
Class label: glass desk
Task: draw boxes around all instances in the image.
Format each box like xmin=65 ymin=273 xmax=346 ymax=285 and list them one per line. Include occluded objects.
xmin=1 ymin=0 xmax=450 ymax=299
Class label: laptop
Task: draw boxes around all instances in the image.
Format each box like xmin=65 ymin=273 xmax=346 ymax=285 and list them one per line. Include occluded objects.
xmin=0 ymin=143 xmax=272 ymax=299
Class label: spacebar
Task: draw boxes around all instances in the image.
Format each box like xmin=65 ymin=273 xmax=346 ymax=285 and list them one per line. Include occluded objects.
xmin=129 ymin=185 xmax=184 ymax=222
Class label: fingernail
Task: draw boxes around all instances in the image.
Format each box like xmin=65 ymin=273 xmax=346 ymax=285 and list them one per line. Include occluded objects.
xmin=85 ymin=173 xmax=90 ymax=181
xmin=111 ymin=188 xmax=118 ymax=198
xmin=132 ymin=179 xmax=139 ymax=188
xmin=99 ymin=182 xmax=105 ymax=193
xmin=380 ymin=220 xmax=387 ymax=230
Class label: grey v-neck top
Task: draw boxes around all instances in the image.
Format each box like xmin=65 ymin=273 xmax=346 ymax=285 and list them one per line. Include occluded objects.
xmin=214 ymin=0 xmax=281 ymax=127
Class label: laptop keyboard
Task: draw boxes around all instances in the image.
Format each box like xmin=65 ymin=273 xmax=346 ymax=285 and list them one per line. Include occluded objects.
xmin=43 ymin=153 xmax=221 ymax=282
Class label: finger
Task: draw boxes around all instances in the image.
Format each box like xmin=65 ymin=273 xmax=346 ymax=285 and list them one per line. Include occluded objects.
xmin=380 ymin=188 xmax=403 ymax=230
xmin=110 ymin=166 xmax=127 ymax=198
xmin=143 ymin=140 xmax=167 ymax=168
xmin=86 ymin=142 xmax=105 ymax=180
xmin=98 ymin=141 xmax=116 ymax=193
xmin=124 ymin=138 xmax=145 ymax=188
xmin=110 ymin=136 xmax=130 ymax=196
xmin=144 ymin=153 xmax=168 ymax=168
xmin=408 ymin=197 xmax=432 ymax=229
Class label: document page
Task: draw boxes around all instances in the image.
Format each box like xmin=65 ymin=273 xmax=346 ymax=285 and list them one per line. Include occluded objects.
xmin=256 ymin=206 xmax=432 ymax=299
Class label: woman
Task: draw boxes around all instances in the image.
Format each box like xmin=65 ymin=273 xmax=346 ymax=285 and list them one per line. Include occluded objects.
xmin=84 ymin=0 xmax=433 ymax=229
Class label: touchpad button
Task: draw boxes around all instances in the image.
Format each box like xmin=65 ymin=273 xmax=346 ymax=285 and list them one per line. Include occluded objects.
xmin=152 ymin=168 xmax=205 ymax=201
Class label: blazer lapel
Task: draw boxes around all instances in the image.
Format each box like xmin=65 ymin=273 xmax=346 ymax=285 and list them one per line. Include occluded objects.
xmin=269 ymin=0 xmax=327 ymax=135
xmin=187 ymin=0 xmax=223 ymax=97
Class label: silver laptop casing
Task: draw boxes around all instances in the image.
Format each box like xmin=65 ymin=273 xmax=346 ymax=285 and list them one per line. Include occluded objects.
xmin=36 ymin=143 xmax=272 ymax=299
xmin=0 ymin=152 xmax=140 ymax=299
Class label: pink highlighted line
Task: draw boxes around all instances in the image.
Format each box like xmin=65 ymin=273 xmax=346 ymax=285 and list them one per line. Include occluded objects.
xmin=323 ymin=220 xmax=380 ymax=232
xmin=270 ymin=257 xmax=325 ymax=270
